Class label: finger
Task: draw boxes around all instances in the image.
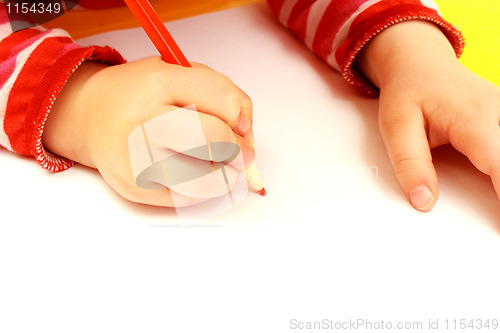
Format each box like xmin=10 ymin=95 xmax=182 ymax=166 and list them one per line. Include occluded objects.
xmin=449 ymin=118 xmax=500 ymax=199
xmin=121 ymin=185 xmax=208 ymax=208
xmin=113 ymin=161 xmax=210 ymax=207
xmin=120 ymin=172 xmax=239 ymax=207
xmin=134 ymin=106 xmax=255 ymax=168
xmin=126 ymin=112 xmax=245 ymax=205
xmin=125 ymin=149 xmax=242 ymax=208
xmin=379 ymin=99 xmax=439 ymax=212
xmin=233 ymin=86 xmax=254 ymax=136
xmin=128 ymin=106 xmax=253 ymax=204
xmin=198 ymin=111 xmax=255 ymax=168
xmin=190 ymin=62 xmax=254 ymax=136
xmin=165 ymin=157 xmax=241 ymax=199
xmin=133 ymin=153 xmax=241 ymax=200
xmin=493 ymin=170 xmax=500 ymax=201
xmin=147 ymin=58 xmax=253 ymax=136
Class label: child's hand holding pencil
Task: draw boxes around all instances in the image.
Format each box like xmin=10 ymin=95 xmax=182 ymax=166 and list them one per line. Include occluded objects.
xmin=43 ymin=0 xmax=265 ymax=208
xmin=122 ymin=0 xmax=266 ymax=197
xmin=44 ymin=57 xmax=262 ymax=207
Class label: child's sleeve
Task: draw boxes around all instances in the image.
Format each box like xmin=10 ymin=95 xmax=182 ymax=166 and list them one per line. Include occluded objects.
xmin=266 ymin=0 xmax=465 ymax=97
xmin=0 ymin=3 xmax=125 ymax=172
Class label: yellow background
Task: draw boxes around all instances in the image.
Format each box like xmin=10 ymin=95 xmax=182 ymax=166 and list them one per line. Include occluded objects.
xmin=435 ymin=0 xmax=500 ymax=86
xmin=43 ymin=0 xmax=499 ymax=86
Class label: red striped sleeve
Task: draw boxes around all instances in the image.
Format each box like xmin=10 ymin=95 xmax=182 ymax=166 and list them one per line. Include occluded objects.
xmin=287 ymin=1 xmax=313 ymax=41
xmin=267 ymin=0 xmax=465 ymax=96
xmin=0 ymin=3 xmax=125 ymax=171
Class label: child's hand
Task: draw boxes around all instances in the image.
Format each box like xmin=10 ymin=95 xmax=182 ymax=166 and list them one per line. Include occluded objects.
xmin=356 ymin=21 xmax=500 ymax=211
xmin=43 ymin=57 xmax=255 ymax=207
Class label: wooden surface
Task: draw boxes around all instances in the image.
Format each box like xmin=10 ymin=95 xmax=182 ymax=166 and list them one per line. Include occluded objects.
xmin=42 ymin=0 xmax=265 ymax=39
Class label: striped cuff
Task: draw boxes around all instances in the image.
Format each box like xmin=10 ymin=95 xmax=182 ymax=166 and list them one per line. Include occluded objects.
xmin=337 ymin=4 xmax=465 ymax=97
xmin=30 ymin=44 xmax=126 ymax=171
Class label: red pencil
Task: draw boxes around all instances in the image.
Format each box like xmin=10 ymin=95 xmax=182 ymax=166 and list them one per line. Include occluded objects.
xmin=124 ymin=0 xmax=266 ymax=196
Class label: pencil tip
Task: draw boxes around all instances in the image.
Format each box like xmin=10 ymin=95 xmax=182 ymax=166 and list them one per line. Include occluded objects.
xmin=258 ymin=188 xmax=267 ymax=196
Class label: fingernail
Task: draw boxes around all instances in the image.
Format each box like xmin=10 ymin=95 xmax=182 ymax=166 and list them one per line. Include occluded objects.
xmin=409 ymin=186 xmax=434 ymax=211
xmin=235 ymin=114 xmax=251 ymax=135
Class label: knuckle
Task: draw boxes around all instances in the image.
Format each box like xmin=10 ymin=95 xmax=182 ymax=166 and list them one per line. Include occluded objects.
xmin=200 ymin=69 xmax=239 ymax=106
xmin=241 ymin=91 xmax=253 ymax=110
xmin=392 ymin=156 xmax=429 ymax=177
xmin=217 ymin=77 xmax=240 ymax=107
xmin=203 ymin=114 xmax=235 ymax=142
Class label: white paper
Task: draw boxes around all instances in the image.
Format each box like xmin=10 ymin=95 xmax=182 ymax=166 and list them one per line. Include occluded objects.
xmin=1 ymin=3 xmax=499 ymax=333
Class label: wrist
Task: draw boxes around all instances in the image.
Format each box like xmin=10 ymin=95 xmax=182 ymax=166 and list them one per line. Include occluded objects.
xmin=355 ymin=20 xmax=457 ymax=89
xmin=43 ymin=61 xmax=108 ymax=168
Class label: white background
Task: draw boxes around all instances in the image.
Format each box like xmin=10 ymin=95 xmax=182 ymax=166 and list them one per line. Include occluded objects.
xmin=1 ymin=3 xmax=499 ymax=332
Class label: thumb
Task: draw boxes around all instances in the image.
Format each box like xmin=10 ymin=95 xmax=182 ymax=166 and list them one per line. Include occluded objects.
xmin=379 ymin=99 xmax=439 ymax=212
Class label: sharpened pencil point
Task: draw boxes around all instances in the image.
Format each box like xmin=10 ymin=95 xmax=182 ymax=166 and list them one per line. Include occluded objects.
xmin=244 ymin=163 xmax=265 ymax=196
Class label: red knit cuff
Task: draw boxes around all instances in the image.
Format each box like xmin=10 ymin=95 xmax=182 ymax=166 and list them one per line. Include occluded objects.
xmin=30 ymin=45 xmax=126 ymax=172
xmin=337 ymin=5 xmax=465 ymax=97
